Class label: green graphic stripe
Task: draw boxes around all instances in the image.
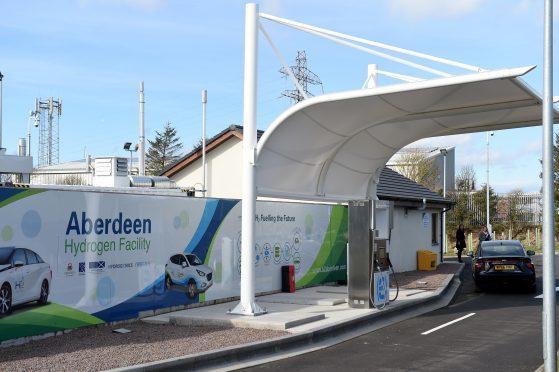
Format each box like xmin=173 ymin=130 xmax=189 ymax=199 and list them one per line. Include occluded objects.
xmin=0 ymin=189 xmax=46 ymax=209
xmin=0 ymin=303 xmax=104 ymax=342
xmin=200 ymin=204 xmax=239 ymax=302
xmin=297 ymin=206 xmax=348 ymax=287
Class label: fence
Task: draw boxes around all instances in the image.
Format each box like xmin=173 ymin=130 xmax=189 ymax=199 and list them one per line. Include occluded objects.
xmin=447 ymin=191 xmax=542 ymax=226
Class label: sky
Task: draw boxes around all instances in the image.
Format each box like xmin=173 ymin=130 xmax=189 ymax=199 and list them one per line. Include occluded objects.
xmin=1 ymin=0 xmax=558 ymax=193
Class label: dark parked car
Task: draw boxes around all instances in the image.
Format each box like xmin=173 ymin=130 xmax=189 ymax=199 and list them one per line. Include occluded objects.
xmin=469 ymin=240 xmax=536 ymax=292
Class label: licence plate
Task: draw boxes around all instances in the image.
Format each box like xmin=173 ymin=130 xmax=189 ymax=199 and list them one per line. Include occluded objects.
xmin=494 ymin=265 xmax=515 ymax=271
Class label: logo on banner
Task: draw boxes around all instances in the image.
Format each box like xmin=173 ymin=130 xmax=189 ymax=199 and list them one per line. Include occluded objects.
xmin=263 ymin=243 xmax=271 ymax=264
xmin=65 ymin=262 xmax=75 ymax=276
xmin=78 ymin=261 xmax=106 ymax=274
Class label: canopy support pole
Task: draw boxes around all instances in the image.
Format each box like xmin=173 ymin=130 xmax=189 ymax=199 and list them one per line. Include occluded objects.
xmin=542 ymin=0 xmax=556 ymax=369
xmin=229 ymin=2 xmax=266 ymax=316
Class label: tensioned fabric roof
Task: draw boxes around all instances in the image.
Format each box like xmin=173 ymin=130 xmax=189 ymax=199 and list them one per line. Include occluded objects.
xmin=256 ymin=66 xmax=558 ymax=201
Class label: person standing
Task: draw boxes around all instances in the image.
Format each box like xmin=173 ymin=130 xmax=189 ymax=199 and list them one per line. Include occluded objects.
xmin=477 ymin=226 xmax=491 ymax=252
xmin=455 ymin=224 xmax=466 ymax=263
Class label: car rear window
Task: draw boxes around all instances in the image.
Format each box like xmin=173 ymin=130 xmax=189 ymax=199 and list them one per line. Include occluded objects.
xmin=0 ymin=247 xmax=14 ymax=265
xmin=481 ymin=245 xmax=525 ymax=257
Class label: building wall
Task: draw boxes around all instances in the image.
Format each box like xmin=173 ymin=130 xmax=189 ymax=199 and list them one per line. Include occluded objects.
xmin=388 ymin=207 xmax=441 ymax=272
xmin=172 ymin=137 xmax=243 ymax=199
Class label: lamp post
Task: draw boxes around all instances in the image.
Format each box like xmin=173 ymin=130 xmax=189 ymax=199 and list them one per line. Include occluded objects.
xmin=201 ymin=89 xmax=207 ymax=197
xmin=486 ymin=132 xmax=494 ymax=234
xmin=440 ymin=148 xmax=448 ymax=254
xmin=0 ymin=71 xmax=3 ymax=152
xmin=123 ymin=142 xmax=138 ymax=175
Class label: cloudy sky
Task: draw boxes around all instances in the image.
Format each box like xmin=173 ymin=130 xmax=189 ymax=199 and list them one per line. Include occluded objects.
xmin=1 ymin=0 xmax=557 ymax=193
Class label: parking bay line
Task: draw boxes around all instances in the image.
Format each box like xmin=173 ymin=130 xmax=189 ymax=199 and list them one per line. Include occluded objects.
xmin=421 ymin=313 xmax=476 ymax=335
xmin=534 ymin=286 xmax=559 ymax=299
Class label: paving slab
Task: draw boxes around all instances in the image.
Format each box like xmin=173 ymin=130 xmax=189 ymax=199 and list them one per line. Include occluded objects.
xmin=141 ymin=284 xmax=439 ymax=333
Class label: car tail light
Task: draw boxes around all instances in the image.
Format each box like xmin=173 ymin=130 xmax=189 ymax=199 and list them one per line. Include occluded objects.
xmin=474 ymin=259 xmax=485 ymax=271
xmin=524 ymin=259 xmax=535 ymax=271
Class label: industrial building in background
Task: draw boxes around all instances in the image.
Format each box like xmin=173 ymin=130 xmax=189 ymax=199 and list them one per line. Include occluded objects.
xmin=34 ymin=97 xmax=62 ymax=168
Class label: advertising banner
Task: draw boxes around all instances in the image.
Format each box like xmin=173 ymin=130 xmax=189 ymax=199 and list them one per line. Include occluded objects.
xmin=0 ymin=187 xmax=347 ymax=342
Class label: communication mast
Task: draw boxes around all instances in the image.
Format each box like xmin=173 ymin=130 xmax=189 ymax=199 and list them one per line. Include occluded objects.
xmin=34 ymin=97 xmax=62 ymax=167
xmin=280 ymin=50 xmax=323 ymax=104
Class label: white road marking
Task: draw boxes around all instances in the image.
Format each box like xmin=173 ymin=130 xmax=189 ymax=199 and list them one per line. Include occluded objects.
xmin=421 ymin=313 xmax=476 ymax=335
xmin=534 ymin=286 xmax=559 ymax=299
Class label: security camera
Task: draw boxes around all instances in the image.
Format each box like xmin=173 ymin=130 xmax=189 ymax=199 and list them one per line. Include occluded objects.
xmin=490 ymin=131 xmax=494 ymax=136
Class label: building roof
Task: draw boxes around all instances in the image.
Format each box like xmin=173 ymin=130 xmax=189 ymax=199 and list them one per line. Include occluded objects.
xmin=377 ymin=167 xmax=450 ymax=207
xmin=161 ymin=125 xmax=264 ymax=177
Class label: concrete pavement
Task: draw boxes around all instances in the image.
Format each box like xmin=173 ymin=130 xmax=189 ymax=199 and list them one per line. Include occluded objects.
xmin=113 ymin=263 xmax=465 ymax=371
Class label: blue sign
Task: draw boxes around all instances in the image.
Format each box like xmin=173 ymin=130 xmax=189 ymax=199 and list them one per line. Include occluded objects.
xmin=373 ymin=271 xmax=390 ymax=307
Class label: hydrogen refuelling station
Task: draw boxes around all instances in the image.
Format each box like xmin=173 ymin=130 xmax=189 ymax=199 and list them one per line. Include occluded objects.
xmin=0 ymin=5 xmax=558 ymax=365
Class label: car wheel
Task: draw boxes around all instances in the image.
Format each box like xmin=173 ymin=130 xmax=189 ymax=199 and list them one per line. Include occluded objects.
xmin=0 ymin=284 xmax=12 ymax=316
xmin=473 ymin=280 xmax=483 ymax=292
xmin=528 ymin=283 xmax=537 ymax=294
xmin=187 ymin=280 xmax=197 ymax=299
xmin=165 ymin=274 xmax=172 ymax=290
xmin=38 ymin=280 xmax=49 ymax=305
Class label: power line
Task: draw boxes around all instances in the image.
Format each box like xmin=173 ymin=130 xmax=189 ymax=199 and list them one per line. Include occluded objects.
xmin=280 ymin=50 xmax=322 ymax=104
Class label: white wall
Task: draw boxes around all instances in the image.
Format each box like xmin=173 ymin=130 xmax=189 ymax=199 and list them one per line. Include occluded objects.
xmin=388 ymin=207 xmax=441 ymax=272
xmin=173 ymin=138 xmax=243 ymax=199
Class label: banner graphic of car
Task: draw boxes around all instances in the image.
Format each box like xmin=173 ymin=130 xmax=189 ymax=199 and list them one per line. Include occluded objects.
xmin=0 ymin=247 xmax=52 ymax=316
xmin=165 ymin=253 xmax=213 ymax=299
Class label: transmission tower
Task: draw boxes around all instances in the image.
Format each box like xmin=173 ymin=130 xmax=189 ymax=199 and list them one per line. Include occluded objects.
xmin=35 ymin=97 xmax=62 ymax=168
xmin=280 ymin=50 xmax=323 ymax=104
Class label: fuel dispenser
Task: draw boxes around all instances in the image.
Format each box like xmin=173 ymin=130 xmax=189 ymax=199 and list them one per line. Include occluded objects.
xmin=348 ymin=199 xmax=394 ymax=309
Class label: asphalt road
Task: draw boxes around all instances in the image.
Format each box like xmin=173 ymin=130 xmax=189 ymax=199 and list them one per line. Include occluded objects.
xmin=243 ymin=255 xmax=559 ymax=372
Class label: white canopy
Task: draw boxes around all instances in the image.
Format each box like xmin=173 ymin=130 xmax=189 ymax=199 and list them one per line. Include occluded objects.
xmin=256 ymin=66 xmax=556 ymax=201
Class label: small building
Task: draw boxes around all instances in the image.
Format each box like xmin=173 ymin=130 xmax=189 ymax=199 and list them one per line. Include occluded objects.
xmin=30 ymin=156 xmax=139 ymax=186
xmin=162 ymin=125 xmax=452 ymax=272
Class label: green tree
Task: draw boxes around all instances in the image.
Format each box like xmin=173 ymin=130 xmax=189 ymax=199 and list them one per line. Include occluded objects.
xmin=447 ymin=190 xmax=474 ymax=234
xmin=502 ymin=189 xmax=525 ymax=239
xmin=192 ymin=137 xmax=211 ymax=151
xmin=146 ymin=122 xmax=183 ymax=175
xmin=472 ymin=184 xmax=498 ymax=227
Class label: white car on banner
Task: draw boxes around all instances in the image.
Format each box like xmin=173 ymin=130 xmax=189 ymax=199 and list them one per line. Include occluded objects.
xmin=0 ymin=247 xmax=52 ymax=316
xmin=165 ymin=253 xmax=213 ymax=299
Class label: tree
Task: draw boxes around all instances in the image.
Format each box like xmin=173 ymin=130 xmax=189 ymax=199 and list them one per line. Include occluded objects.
xmin=540 ymin=132 xmax=559 ymax=237
xmin=145 ymin=122 xmax=183 ymax=175
xmin=455 ymin=165 xmax=476 ymax=191
xmin=447 ymin=190 xmax=474 ymax=234
xmin=192 ymin=137 xmax=211 ymax=151
xmin=390 ymin=149 xmax=439 ymax=192
xmin=472 ymin=184 xmax=498 ymax=227
xmin=501 ymin=189 xmax=525 ymax=239
xmin=447 ymin=165 xmax=477 ymax=234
